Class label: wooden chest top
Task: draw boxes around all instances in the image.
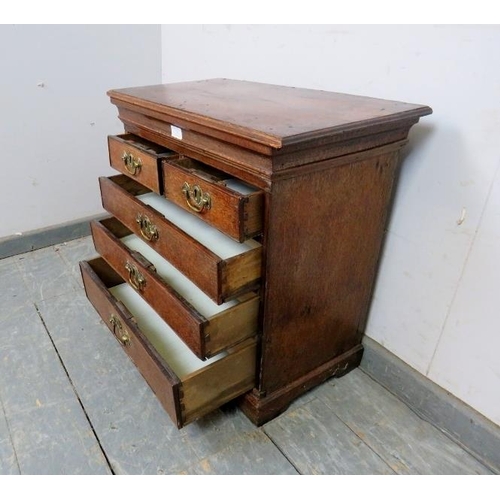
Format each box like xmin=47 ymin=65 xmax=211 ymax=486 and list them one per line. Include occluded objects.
xmin=108 ymin=78 xmax=432 ymax=150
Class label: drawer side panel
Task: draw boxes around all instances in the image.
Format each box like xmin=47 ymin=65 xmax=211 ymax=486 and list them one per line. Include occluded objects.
xmin=180 ymin=339 xmax=257 ymax=426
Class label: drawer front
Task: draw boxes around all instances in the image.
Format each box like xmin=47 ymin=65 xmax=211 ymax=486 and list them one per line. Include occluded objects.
xmin=80 ymin=258 xmax=256 ymax=428
xmin=99 ymin=175 xmax=262 ymax=304
xmin=108 ymin=134 xmax=176 ymax=193
xmin=163 ymin=157 xmax=264 ymax=242
xmin=80 ymin=258 xmax=181 ymax=423
xmin=91 ymin=218 xmax=259 ymax=359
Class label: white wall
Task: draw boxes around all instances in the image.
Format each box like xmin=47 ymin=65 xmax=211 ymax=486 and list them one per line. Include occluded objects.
xmin=162 ymin=25 xmax=500 ymax=426
xmin=0 ymin=25 xmax=161 ymax=239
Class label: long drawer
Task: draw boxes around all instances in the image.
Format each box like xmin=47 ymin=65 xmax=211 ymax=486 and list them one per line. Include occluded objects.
xmin=91 ymin=217 xmax=259 ymax=359
xmin=99 ymin=175 xmax=262 ymax=304
xmin=80 ymin=258 xmax=257 ymax=429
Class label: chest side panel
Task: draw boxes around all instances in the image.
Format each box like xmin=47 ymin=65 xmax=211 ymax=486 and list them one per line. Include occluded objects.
xmin=259 ymin=147 xmax=401 ymax=393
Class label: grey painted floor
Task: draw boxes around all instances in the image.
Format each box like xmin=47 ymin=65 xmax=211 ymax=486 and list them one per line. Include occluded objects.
xmin=0 ymin=237 xmax=494 ymax=475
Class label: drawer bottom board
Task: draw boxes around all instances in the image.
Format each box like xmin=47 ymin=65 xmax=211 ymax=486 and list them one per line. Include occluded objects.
xmin=110 ymin=283 xmax=225 ymax=377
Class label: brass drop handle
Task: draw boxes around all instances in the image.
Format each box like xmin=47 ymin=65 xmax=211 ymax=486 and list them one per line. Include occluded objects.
xmin=122 ymin=151 xmax=142 ymax=175
xmin=125 ymin=261 xmax=146 ymax=291
xmin=135 ymin=214 xmax=159 ymax=242
xmin=181 ymin=181 xmax=211 ymax=213
xmin=109 ymin=314 xmax=130 ymax=346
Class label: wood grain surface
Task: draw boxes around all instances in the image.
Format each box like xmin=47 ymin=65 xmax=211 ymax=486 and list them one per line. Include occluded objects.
xmin=109 ymin=79 xmax=432 ymax=149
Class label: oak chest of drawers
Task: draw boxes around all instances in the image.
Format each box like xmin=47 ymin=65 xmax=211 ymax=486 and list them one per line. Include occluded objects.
xmin=80 ymin=79 xmax=431 ymax=428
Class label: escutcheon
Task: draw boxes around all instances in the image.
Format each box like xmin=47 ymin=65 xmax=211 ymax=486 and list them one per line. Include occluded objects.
xmin=125 ymin=261 xmax=147 ymax=291
xmin=135 ymin=214 xmax=159 ymax=242
xmin=109 ymin=314 xmax=131 ymax=346
xmin=181 ymin=181 xmax=212 ymax=213
xmin=121 ymin=151 xmax=142 ymax=175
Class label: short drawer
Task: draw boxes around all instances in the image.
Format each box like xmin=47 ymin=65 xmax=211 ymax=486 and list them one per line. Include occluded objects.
xmin=99 ymin=175 xmax=262 ymax=304
xmin=80 ymin=258 xmax=257 ymax=429
xmin=108 ymin=133 xmax=176 ymax=193
xmin=91 ymin=217 xmax=259 ymax=359
xmin=162 ymin=157 xmax=264 ymax=242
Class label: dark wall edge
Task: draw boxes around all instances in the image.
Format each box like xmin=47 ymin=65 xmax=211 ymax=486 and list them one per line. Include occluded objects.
xmin=0 ymin=214 xmax=106 ymax=260
xmin=361 ymin=336 xmax=500 ymax=473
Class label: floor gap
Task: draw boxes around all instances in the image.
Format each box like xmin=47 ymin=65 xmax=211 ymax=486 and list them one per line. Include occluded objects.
xmin=261 ymin=428 xmax=302 ymax=475
xmin=322 ymin=405 xmax=402 ymax=474
xmin=0 ymin=395 xmax=22 ymax=474
xmin=34 ymin=303 xmax=115 ymax=475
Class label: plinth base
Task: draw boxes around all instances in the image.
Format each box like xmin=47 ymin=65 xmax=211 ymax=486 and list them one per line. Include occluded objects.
xmin=239 ymin=344 xmax=363 ymax=426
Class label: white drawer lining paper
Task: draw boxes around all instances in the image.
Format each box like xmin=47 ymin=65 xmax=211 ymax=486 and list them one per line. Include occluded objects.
xmin=222 ymin=178 xmax=257 ymax=195
xmin=121 ymin=233 xmax=237 ymax=318
xmin=137 ymin=192 xmax=260 ymax=259
xmin=110 ymin=283 xmax=225 ymax=378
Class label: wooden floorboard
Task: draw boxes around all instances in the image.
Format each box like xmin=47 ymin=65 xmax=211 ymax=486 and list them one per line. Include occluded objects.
xmin=55 ymin=237 xmax=99 ymax=288
xmin=264 ymin=398 xmax=395 ymax=474
xmin=0 ymin=236 xmax=495 ymax=475
xmin=0 ymin=255 xmax=32 ymax=322
xmin=183 ymin=430 xmax=299 ymax=475
xmin=314 ymin=370 xmax=493 ymax=475
xmin=361 ymin=336 xmax=500 ymax=473
xmin=0 ymin=299 xmax=110 ymax=473
xmin=0 ymin=305 xmax=77 ymax=414
xmin=15 ymin=245 xmax=81 ymax=302
xmin=7 ymin=400 xmax=111 ymax=475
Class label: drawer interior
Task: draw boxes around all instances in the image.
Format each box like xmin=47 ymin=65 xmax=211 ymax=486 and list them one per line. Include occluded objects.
xmin=114 ymin=133 xmax=173 ymax=156
xmin=137 ymin=191 xmax=261 ymax=259
xmin=168 ymin=157 xmax=260 ymax=195
xmin=121 ymin=232 xmax=240 ymax=318
xmin=110 ymin=283 xmax=226 ymax=377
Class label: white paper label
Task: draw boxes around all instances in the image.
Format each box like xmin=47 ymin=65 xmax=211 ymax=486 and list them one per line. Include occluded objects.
xmin=171 ymin=125 xmax=183 ymax=140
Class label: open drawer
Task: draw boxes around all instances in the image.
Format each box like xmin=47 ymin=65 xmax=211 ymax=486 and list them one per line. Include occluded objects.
xmin=108 ymin=134 xmax=177 ymax=193
xmin=80 ymin=258 xmax=257 ymax=429
xmin=91 ymin=217 xmax=259 ymax=359
xmin=99 ymin=175 xmax=262 ymax=304
xmin=162 ymin=157 xmax=264 ymax=242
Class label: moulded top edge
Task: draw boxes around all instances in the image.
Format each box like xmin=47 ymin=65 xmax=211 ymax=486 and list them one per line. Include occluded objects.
xmin=108 ymin=78 xmax=432 ymax=152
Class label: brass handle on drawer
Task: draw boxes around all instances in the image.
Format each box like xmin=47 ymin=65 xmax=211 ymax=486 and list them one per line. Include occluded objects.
xmin=181 ymin=181 xmax=212 ymax=213
xmin=125 ymin=261 xmax=146 ymax=291
xmin=135 ymin=214 xmax=159 ymax=242
xmin=121 ymin=151 xmax=142 ymax=175
xmin=109 ymin=314 xmax=130 ymax=346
